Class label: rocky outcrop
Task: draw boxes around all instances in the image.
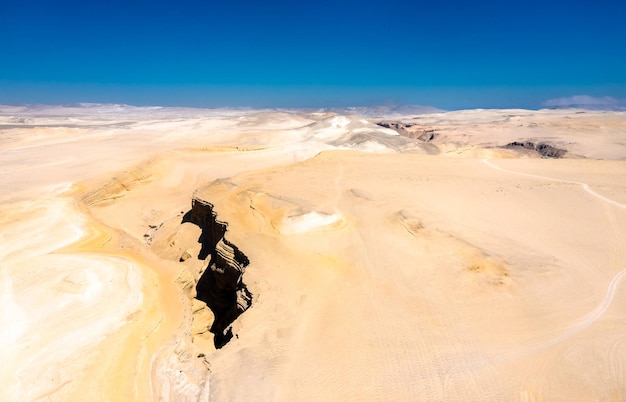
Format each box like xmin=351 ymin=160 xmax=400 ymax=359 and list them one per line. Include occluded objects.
xmin=505 ymin=141 xmax=535 ymax=151
xmin=376 ymin=121 xmax=414 ymax=135
xmin=182 ymin=198 xmax=252 ymax=348
xmin=535 ymin=143 xmax=567 ymax=158
xmin=376 ymin=121 xmax=438 ymax=142
xmin=504 ymin=141 xmax=567 ymax=158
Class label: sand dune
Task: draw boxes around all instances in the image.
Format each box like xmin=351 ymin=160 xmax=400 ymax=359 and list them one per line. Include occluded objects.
xmin=0 ymin=106 xmax=625 ymax=401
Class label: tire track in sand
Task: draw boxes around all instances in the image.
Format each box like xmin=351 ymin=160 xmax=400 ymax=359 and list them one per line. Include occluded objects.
xmin=482 ymin=159 xmax=626 ymax=209
xmin=482 ymin=158 xmax=626 ymax=350
xmin=545 ymin=269 xmax=626 ymax=346
xmin=501 ymin=267 xmax=626 ymax=362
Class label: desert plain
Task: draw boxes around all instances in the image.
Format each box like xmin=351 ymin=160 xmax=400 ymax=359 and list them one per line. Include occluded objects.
xmin=1 ymin=104 xmax=625 ymax=401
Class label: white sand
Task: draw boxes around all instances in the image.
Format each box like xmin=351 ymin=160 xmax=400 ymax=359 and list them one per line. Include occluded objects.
xmin=280 ymin=212 xmax=344 ymax=234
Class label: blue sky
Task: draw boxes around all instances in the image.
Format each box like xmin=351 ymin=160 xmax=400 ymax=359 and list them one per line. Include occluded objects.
xmin=1 ymin=0 xmax=625 ymax=109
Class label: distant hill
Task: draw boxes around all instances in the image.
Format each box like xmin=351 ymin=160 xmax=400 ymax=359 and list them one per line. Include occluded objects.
xmin=325 ymin=104 xmax=444 ymax=118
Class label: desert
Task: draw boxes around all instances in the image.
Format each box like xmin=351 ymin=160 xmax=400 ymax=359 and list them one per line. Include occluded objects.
xmin=1 ymin=104 xmax=625 ymax=401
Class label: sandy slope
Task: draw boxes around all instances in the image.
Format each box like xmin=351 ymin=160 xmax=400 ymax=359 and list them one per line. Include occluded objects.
xmin=0 ymin=106 xmax=625 ymax=401
xmin=193 ymin=152 xmax=626 ymax=401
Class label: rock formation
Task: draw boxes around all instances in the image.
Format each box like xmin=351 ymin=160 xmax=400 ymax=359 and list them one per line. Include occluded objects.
xmin=182 ymin=198 xmax=252 ymax=348
xmin=376 ymin=121 xmax=439 ymax=141
xmin=504 ymin=141 xmax=567 ymax=158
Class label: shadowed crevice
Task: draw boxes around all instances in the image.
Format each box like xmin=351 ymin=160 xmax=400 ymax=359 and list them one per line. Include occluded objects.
xmin=182 ymin=198 xmax=252 ymax=348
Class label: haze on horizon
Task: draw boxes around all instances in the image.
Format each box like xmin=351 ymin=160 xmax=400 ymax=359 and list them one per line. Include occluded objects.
xmin=2 ymin=0 xmax=626 ymax=109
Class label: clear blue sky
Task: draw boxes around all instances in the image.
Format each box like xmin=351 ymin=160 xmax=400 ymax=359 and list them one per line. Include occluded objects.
xmin=2 ymin=0 xmax=625 ymax=109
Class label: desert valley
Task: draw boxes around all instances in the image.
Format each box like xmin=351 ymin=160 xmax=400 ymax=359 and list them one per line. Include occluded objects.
xmin=1 ymin=104 xmax=625 ymax=401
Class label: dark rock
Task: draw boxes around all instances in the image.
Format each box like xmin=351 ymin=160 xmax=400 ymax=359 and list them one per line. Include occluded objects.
xmin=182 ymin=198 xmax=252 ymax=348
xmin=536 ymin=143 xmax=567 ymax=158
xmin=503 ymin=141 xmax=567 ymax=158
xmin=375 ymin=121 xmax=438 ymax=141
xmin=505 ymin=141 xmax=535 ymax=150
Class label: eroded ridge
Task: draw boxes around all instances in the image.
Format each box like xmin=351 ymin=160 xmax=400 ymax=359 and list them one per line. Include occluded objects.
xmin=183 ymin=198 xmax=252 ymax=348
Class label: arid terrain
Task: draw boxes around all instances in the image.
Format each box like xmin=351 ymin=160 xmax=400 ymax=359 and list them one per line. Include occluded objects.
xmin=1 ymin=104 xmax=625 ymax=401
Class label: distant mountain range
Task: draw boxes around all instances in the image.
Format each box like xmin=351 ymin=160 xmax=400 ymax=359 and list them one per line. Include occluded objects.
xmin=542 ymin=95 xmax=626 ymax=111
xmin=323 ymin=105 xmax=445 ymax=117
